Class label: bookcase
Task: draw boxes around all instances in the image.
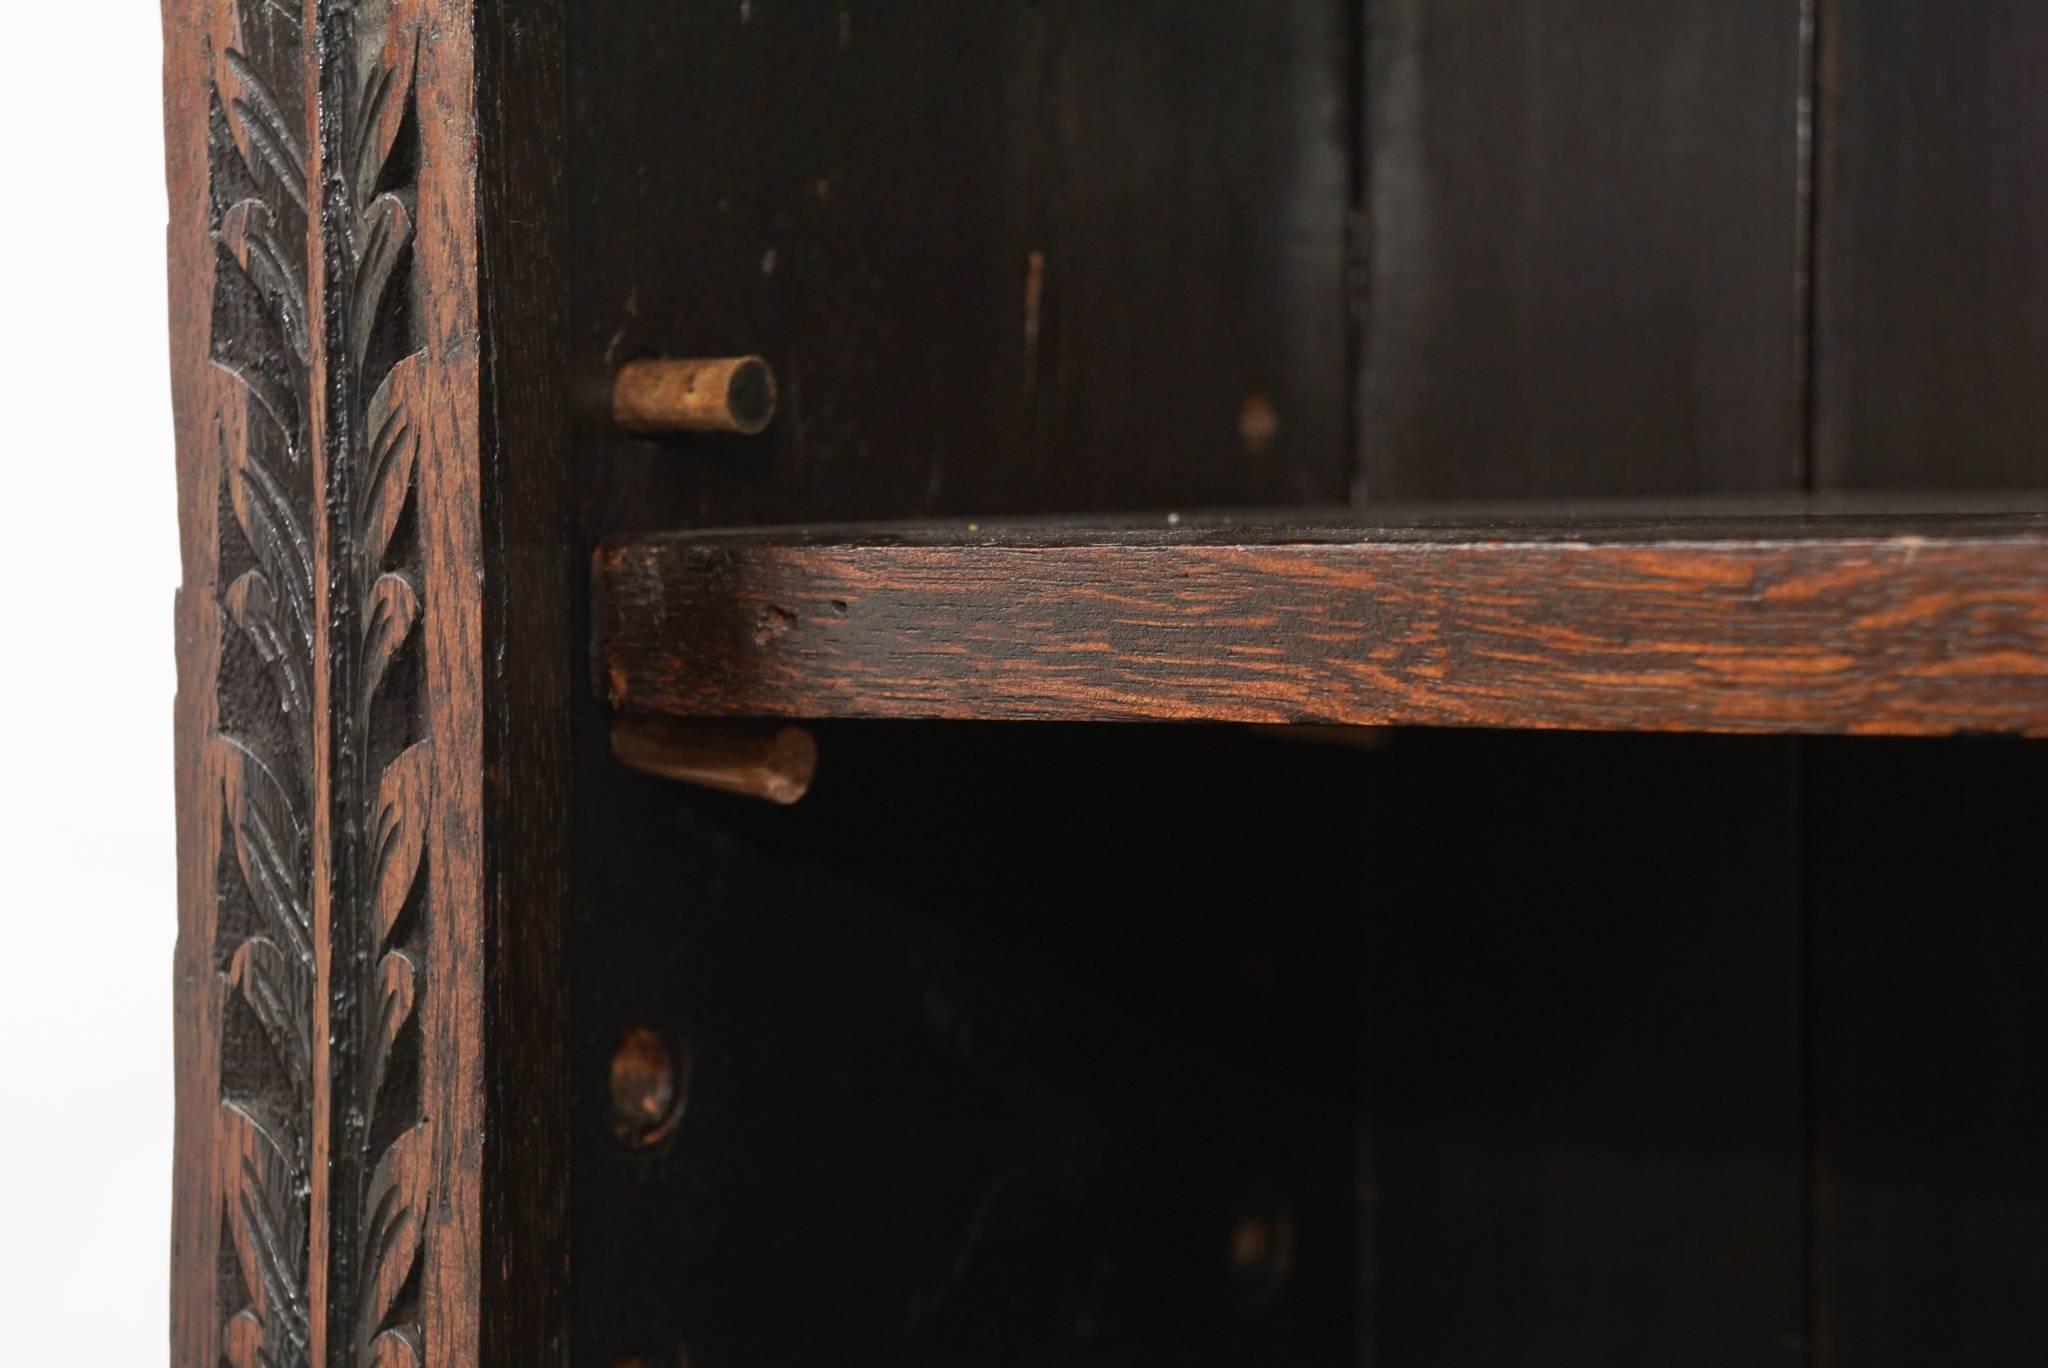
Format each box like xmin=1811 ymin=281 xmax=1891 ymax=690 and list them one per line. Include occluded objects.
xmin=164 ymin=2 xmax=2047 ymax=1363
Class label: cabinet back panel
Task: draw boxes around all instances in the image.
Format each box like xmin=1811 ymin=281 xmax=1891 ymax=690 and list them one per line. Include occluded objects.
xmin=1815 ymin=3 xmax=2048 ymax=490
xmin=557 ymin=4 xmax=2048 ymax=1365
xmin=568 ymin=0 xmax=1354 ymax=533
xmin=1808 ymin=739 xmax=2048 ymax=1365
xmin=1363 ymin=730 xmax=1807 ymax=1365
xmin=1362 ymin=0 xmax=1809 ymax=500
xmin=569 ymin=724 xmax=1369 ymax=1367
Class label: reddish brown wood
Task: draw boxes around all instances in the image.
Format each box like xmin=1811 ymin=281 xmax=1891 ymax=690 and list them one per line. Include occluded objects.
xmin=596 ymin=515 xmax=2048 ymax=737
xmin=163 ymin=4 xmax=229 ymax=1363
xmin=164 ymin=1 xmax=568 ymax=1364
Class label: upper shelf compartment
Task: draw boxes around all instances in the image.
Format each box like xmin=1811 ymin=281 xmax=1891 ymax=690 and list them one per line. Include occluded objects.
xmin=594 ymin=503 xmax=2048 ymax=738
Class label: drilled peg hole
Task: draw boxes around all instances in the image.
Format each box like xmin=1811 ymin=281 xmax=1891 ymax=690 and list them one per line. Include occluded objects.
xmin=609 ymin=1026 xmax=690 ymax=1149
xmin=1230 ymin=1211 xmax=1294 ymax=1309
xmin=723 ymin=358 xmax=776 ymax=433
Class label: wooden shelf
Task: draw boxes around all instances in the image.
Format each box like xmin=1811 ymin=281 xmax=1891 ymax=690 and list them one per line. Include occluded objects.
xmin=594 ymin=504 xmax=2048 ymax=737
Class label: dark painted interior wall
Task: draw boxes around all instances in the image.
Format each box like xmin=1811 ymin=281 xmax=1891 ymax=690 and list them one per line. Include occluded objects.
xmin=563 ymin=4 xmax=2048 ymax=1364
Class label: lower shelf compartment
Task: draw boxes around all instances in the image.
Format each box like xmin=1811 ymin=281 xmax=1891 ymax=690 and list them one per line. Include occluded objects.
xmin=577 ymin=723 xmax=2048 ymax=1365
xmin=594 ymin=502 xmax=2048 ymax=737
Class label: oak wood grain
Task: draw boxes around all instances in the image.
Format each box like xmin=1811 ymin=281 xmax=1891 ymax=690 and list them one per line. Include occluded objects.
xmin=165 ymin=1 xmax=569 ymax=1364
xmin=163 ymin=2 xmax=230 ymax=1361
xmin=596 ymin=515 xmax=2048 ymax=737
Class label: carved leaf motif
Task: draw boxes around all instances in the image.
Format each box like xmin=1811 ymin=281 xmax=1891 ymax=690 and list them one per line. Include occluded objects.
xmin=354 ymin=194 xmax=415 ymax=373
xmin=228 ymin=569 xmax=312 ymax=724
xmin=225 ymin=567 xmax=284 ymax=662
xmin=218 ymin=198 xmax=310 ymax=366
xmin=366 ymin=1326 xmax=424 ymax=1368
xmin=217 ymin=47 xmax=308 ymax=216
xmin=214 ymin=349 xmax=298 ymax=477
xmin=371 ymin=743 xmax=431 ymax=945
xmin=218 ymin=737 xmax=312 ymax=964
xmin=216 ymin=198 xmax=263 ymax=270
xmin=223 ymin=1309 xmax=266 ymax=1368
xmin=220 ymin=1102 xmax=309 ymax=1368
xmin=226 ymin=408 xmax=316 ymax=641
xmin=364 ymin=572 xmax=420 ymax=703
xmin=207 ymin=4 xmax=322 ymax=1362
xmin=351 ymin=4 xmax=421 ymax=213
xmin=367 ymin=950 xmax=419 ymax=1124
xmin=345 ymin=20 xmax=433 ymax=1356
xmin=361 ymin=352 xmax=424 ymax=568
xmin=232 ymin=936 xmax=312 ymax=1103
xmin=356 ymin=1123 xmax=430 ymax=1355
xmin=211 ymin=8 xmax=434 ymax=1360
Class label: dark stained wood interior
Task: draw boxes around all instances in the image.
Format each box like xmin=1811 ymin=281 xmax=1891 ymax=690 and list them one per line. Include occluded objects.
xmin=1363 ymin=0 xmax=1810 ymax=499
xmin=1815 ymin=2 xmax=2048 ymax=489
xmin=1802 ymin=14 xmax=2048 ymax=1362
xmin=568 ymin=0 xmax=1354 ymax=531
xmin=164 ymin=0 xmax=2048 ymax=1364
xmin=555 ymin=2 xmax=2048 ymax=1364
xmin=1364 ymin=729 xmax=1807 ymax=1365
xmin=1807 ymin=738 xmax=2048 ymax=1364
xmin=571 ymin=722 xmax=1371 ymax=1365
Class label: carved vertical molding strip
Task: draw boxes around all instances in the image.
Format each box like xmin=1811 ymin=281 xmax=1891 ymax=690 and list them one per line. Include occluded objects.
xmin=203 ymin=2 xmax=315 ymax=1363
xmin=310 ymin=3 xmax=432 ymax=1364
xmin=177 ymin=1 xmax=435 ymax=1364
xmin=171 ymin=0 xmax=565 ymax=1359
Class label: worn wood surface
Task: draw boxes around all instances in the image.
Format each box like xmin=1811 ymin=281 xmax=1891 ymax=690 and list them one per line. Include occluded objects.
xmin=1814 ymin=2 xmax=2048 ymax=489
xmin=595 ymin=514 xmax=2048 ymax=737
xmin=568 ymin=0 xmax=1353 ymax=531
xmin=1362 ymin=0 xmax=1809 ymax=499
xmin=564 ymin=8 xmax=1354 ymax=1360
xmin=163 ymin=0 xmax=569 ymax=1363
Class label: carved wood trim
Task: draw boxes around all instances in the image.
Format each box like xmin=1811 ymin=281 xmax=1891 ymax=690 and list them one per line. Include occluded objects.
xmin=165 ymin=0 xmax=556 ymax=1361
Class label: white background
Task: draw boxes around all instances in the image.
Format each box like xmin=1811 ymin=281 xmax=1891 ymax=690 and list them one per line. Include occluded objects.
xmin=0 ymin=3 xmax=178 ymax=1362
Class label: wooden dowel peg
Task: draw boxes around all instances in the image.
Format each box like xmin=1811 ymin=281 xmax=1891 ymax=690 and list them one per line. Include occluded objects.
xmin=613 ymin=356 xmax=778 ymax=436
xmin=611 ymin=716 xmax=817 ymax=805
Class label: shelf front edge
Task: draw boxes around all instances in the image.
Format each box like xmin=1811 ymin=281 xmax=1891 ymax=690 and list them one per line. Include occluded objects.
xmin=594 ymin=529 xmax=2048 ymax=737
